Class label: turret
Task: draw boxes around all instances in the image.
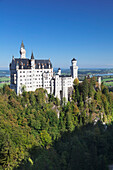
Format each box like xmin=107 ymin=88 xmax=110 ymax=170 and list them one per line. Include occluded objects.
xmin=31 ymin=52 xmax=35 ymax=68
xmin=70 ymin=58 xmax=78 ymax=79
xmin=58 ymin=68 xmax=61 ymax=75
xmin=12 ymin=56 xmax=15 ymax=61
xmin=12 ymin=56 xmax=15 ymax=64
xmin=31 ymin=51 xmax=34 ymax=60
xmin=10 ymin=56 xmax=15 ymax=70
xmin=20 ymin=41 xmax=26 ymax=59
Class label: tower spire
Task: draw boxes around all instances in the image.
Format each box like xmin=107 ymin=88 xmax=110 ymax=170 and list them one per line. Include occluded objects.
xmin=31 ymin=51 xmax=35 ymax=68
xmin=21 ymin=41 xmax=25 ymax=49
xmin=20 ymin=41 xmax=26 ymax=59
xmin=31 ymin=51 xmax=34 ymax=59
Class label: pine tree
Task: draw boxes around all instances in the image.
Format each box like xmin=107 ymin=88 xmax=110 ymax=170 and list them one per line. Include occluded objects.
xmin=88 ymin=78 xmax=94 ymax=98
xmin=82 ymin=77 xmax=88 ymax=102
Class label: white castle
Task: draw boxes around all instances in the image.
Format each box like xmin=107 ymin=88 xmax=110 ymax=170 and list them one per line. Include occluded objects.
xmin=10 ymin=42 xmax=78 ymax=101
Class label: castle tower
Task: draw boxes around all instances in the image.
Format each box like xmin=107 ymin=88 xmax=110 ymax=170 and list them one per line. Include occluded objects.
xmin=20 ymin=41 xmax=26 ymax=59
xmin=70 ymin=58 xmax=78 ymax=79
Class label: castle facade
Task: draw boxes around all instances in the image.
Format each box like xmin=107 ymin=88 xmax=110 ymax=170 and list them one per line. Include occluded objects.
xmin=10 ymin=42 xmax=78 ymax=101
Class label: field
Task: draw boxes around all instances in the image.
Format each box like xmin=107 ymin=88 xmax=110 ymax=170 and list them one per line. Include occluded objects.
xmin=0 ymin=77 xmax=10 ymax=82
xmin=101 ymin=76 xmax=113 ymax=87
xmin=0 ymin=77 xmax=10 ymax=88
xmin=103 ymin=81 xmax=113 ymax=87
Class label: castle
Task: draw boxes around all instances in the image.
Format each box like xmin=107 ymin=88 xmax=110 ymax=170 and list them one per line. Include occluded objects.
xmin=10 ymin=42 xmax=78 ymax=101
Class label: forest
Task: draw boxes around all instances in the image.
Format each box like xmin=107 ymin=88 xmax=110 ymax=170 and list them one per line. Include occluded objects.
xmin=0 ymin=77 xmax=113 ymax=169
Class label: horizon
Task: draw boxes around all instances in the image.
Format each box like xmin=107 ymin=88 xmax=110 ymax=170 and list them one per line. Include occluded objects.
xmin=1 ymin=67 xmax=113 ymax=71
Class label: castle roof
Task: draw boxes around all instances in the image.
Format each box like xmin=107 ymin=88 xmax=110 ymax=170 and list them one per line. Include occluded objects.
xmin=72 ymin=58 xmax=77 ymax=61
xmin=10 ymin=58 xmax=52 ymax=70
xmin=35 ymin=59 xmax=52 ymax=69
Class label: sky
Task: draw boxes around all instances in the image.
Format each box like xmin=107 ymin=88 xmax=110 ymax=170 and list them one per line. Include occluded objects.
xmin=0 ymin=0 xmax=113 ymax=69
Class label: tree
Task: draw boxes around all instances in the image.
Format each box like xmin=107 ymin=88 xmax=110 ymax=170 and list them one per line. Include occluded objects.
xmin=78 ymin=95 xmax=84 ymax=110
xmin=73 ymin=78 xmax=80 ymax=102
xmin=40 ymin=130 xmax=52 ymax=149
xmin=88 ymin=78 xmax=94 ymax=98
xmin=66 ymin=111 xmax=74 ymax=131
xmin=0 ymin=134 xmax=17 ymax=169
xmin=29 ymin=92 xmax=36 ymax=106
xmin=101 ymin=94 xmax=109 ymax=115
xmin=73 ymin=78 xmax=79 ymax=86
xmin=82 ymin=77 xmax=88 ymax=102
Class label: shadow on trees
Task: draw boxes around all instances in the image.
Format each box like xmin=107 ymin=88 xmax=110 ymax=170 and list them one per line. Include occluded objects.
xmin=14 ymin=122 xmax=113 ymax=170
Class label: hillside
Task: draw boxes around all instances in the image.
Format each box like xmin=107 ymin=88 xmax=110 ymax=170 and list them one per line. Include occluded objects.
xmin=0 ymin=77 xmax=113 ymax=169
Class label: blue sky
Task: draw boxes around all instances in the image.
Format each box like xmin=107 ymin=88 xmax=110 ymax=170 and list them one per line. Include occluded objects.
xmin=0 ymin=0 xmax=113 ymax=69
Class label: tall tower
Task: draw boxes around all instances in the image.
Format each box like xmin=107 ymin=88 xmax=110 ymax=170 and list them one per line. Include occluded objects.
xmin=20 ymin=41 xmax=26 ymax=59
xmin=70 ymin=58 xmax=78 ymax=79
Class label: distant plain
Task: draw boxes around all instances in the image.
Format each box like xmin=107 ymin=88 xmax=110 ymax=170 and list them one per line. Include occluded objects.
xmin=1 ymin=69 xmax=113 ymax=88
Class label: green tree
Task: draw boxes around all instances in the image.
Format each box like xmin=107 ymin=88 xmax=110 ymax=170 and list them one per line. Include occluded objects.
xmin=88 ymin=78 xmax=94 ymax=98
xmin=82 ymin=77 xmax=88 ymax=102
xmin=40 ymin=130 xmax=52 ymax=148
